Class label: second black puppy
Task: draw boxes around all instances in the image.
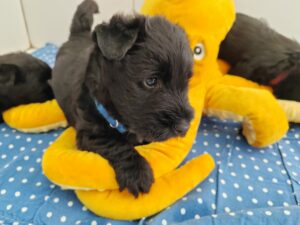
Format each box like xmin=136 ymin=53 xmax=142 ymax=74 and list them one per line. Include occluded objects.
xmin=52 ymin=0 xmax=194 ymax=196
xmin=219 ymin=13 xmax=300 ymax=101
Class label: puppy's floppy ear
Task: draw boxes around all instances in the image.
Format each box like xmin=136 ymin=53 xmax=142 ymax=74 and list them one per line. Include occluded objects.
xmin=0 ymin=64 xmax=20 ymax=87
xmin=93 ymin=14 xmax=144 ymax=60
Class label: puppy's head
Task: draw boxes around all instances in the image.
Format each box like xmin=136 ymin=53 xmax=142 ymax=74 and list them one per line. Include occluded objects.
xmin=93 ymin=14 xmax=194 ymax=143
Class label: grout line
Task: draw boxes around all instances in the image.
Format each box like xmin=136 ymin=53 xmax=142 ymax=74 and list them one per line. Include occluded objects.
xmin=19 ymin=0 xmax=33 ymax=49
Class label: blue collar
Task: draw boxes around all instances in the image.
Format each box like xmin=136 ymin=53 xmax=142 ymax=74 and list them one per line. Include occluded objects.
xmin=95 ymin=101 xmax=127 ymax=133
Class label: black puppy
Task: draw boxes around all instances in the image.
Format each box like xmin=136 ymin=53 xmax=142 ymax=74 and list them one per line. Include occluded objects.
xmin=219 ymin=13 xmax=300 ymax=101
xmin=0 ymin=52 xmax=53 ymax=119
xmin=51 ymin=0 xmax=194 ymax=196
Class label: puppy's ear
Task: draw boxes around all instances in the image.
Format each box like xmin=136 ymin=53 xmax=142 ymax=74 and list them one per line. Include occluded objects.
xmin=93 ymin=14 xmax=144 ymax=60
xmin=0 ymin=64 xmax=19 ymax=87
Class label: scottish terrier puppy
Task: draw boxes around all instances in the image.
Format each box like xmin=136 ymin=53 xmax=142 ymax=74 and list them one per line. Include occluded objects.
xmin=219 ymin=13 xmax=300 ymax=101
xmin=51 ymin=0 xmax=194 ymax=196
xmin=0 ymin=52 xmax=53 ymax=119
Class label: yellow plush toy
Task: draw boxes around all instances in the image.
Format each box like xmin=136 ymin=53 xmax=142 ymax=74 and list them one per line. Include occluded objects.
xmin=218 ymin=60 xmax=300 ymax=123
xmin=3 ymin=0 xmax=290 ymax=220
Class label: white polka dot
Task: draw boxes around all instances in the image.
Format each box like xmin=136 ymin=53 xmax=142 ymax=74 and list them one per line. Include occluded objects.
xmin=37 ymin=140 xmax=43 ymax=144
xmin=254 ymin=165 xmax=260 ymax=170
xmin=36 ymin=158 xmax=42 ymax=163
xmin=53 ymin=197 xmax=60 ymax=203
xmin=196 ymin=188 xmax=202 ymax=192
xmin=82 ymin=206 xmax=87 ymax=211
xmin=44 ymin=195 xmax=49 ymax=201
xmin=30 ymin=194 xmax=36 ymax=200
xmin=224 ymin=207 xmax=231 ymax=213
xmin=16 ymin=135 xmax=21 ymax=139
xmin=220 ymin=179 xmax=226 ymax=185
xmin=265 ymin=211 xmax=272 ymax=216
xmin=67 ymin=201 xmax=74 ymax=207
xmin=194 ymin=214 xmax=201 ymax=219
xmin=161 ymin=219 xmax=167 ymax=225
xmin=180 ymin=208 xmax=186 ymax=215
xmin=248 ymin=186 xmax=254 ymax=191
xmin=277 ymin=190 xmax=284 ymax=195
xmin=0 ymin=189 xmax=6 ymax=195
xmin=6 ymin=204 xmax=12 ymax=210
xmin=182 ymin=197 xmax=188 ymax=201
xmin=250 ymin=157 xmax=256 ymax=161
xmin=24 ymin=155 xmax=29 ymax=161
xmin=26 ymin=137 xmax=32 ymax=142
xmin=22 ymin=178 xmax=28 ymax=184
xmin=197 ymin=198 xmax=203 ymax=204
xmin=237 ymin=196 xmax=243 ymax=202
xmin=46 ymin=212 xmax=53 ymax=218
xmin=60 ymin=216 xmax=67 ymax=223
xmin=231 ymin=172 xmax=237 ymax=177
xmin=75 ymin=221 xmax=81 ymax=225
xmin=1 ymin=154 xmax=7 ymax=159
xmin=262 ymin=159 xmax=269 ymax=164
xmin=91 ymin=221 xmax=97 ymax=225
xmin=21 ymin=207 xmax=28 ymax=213
xmin=106 ymin=223 xmax=112 ymax=225
xmin=267 ymin=167 xmax=273 ymax=173
xmin=15 ymin=191 xmax=21 ymax=197
xmin=31 ymin=148 xmax=36 ymax=152
xmin=8 ymin=177 xmax=15 ymax=182
xmin=284 ymin=210 xmax=291 ymax=216
xmin=272 ymin=178 xmax=278 ymax=183
xmin=252 ymin=198 xmax=258 ymax=204
xmin=211 ymin=189 xmax=216 ymax=195
xmin=283 ymin=202 xmax=290 ymax=207
xmin=12 ymin=222 xmax=18 ymax=225
xmin=247 ymin=211 xmax=254 ymax=216
xmin=211 ymin=204 xmax=216 ymax=210
xmin=229 ymin=212 xmax=236 ymax=216
xmin=258 ymin=176 xmax=264 ymax=182
xmin=244 ymin=174 xmax=250 ymax=180
xmin=267 ymin=200 xmax=274 ymax=206
xmin=222 ymin=192 xmax=228 ymax=199
xmin=209 ymin=178 xmax=214 ymax=183
xmin=241 ymin=163 xmax=246 ymax=168
xmin=20 ymin=147 xmax=26 ymax=152
xmin=262 ymin=188 xmax=269 ymax=193
xmin=36 ymin=182 xmax=42 ymax=187
xmin=233 ymin=183 xmax=240 ymax=189
xmin=8 ymin=144 xmax=14 ymax=149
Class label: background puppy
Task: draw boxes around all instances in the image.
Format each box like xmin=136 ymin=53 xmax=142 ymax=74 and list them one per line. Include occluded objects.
xmin=51 ymin=0 xmax=194 ymax=196
xmin=0 ymin=53 xmax=53 ymax=120
xmin=219 ymin=13 xmax=300 ymax=101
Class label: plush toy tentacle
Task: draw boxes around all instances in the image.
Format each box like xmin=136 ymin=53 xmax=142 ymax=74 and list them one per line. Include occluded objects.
xmin=75 ymin=153 xmax=214 ymax=220
xmin=3 ymin=99 xmax=67 ymax=132
xmin=205 ymin=83 xmax=289 ymax=147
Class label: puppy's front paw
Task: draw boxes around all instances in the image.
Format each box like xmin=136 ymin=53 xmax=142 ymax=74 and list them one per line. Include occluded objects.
xmin=115 ymin=153 xmax=154 ymax=197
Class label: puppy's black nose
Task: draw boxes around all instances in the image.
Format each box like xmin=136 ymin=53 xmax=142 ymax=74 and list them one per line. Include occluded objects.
xmin=174 ymin=120 xmax=190 ymax=136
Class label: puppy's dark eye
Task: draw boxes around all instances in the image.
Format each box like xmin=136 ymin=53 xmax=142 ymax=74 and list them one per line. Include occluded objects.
xmin=144 ymin=77 xmax=158 ymax=88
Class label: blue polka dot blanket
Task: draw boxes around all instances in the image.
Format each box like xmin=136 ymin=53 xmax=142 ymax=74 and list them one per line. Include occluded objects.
xmin=0 ymin=43 xmax=300 ymax=225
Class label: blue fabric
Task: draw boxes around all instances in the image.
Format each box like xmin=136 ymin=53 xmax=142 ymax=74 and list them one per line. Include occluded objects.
xmin=0 ymin=43 xmax=299 ymax=225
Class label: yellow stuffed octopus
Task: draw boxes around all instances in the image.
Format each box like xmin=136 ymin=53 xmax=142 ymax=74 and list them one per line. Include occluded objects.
xmin=3 ymin=0 xmax=289 ymax=220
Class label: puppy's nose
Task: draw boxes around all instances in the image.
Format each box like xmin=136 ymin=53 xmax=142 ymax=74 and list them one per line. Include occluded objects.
xmin=174 ymin=120 xmax=190 ymax=136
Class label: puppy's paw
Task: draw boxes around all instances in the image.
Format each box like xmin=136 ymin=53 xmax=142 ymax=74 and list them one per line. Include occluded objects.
xmin=115 ymin=153 xmax=154 ymax=197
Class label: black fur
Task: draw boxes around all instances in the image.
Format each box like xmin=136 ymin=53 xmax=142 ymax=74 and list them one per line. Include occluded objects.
xmin=0 ymin=52 xmax=53 ymax=119
xmin=219 ymin=13 xmax=300 ymax=101
xmin=51 ymin=0 xmax=194 ymax=196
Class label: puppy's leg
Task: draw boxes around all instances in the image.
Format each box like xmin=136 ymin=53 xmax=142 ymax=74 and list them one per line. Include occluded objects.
xmin=74 ymin=99 xmax=154 ymax=197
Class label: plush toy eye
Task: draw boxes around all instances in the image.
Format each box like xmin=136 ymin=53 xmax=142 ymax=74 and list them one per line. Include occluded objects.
xmin=144 ymin=77 xmax=158 ymax=88
xmin=193 ymin=43 xmax=205 ymax=61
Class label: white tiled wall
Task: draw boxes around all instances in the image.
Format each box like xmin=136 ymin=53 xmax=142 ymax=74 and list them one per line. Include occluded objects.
xmin=21 ymin=0 xmax=134 ymax=47
xmin=0 ymin=0 xmax=300 ymax=53
xmin=0 ymin=0 xmax=30 ymax=54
